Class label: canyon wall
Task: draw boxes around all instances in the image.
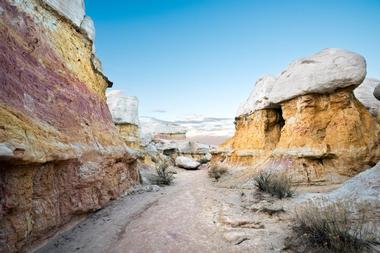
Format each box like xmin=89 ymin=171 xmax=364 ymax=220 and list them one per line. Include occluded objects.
xmin=215 ymin=49 xmax=380 ymax=184
xmin=0 ymin=1 xmax=139 ymax=252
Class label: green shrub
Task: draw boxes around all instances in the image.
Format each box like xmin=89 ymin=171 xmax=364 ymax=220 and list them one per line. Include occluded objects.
xmin=254 ymin=172 xmax=294 ymax=199
xmin=208 ymin=163 xmax=228 ymax=181
xmin=155 ymin=162 xmax=175 ymax=185
xmin=290 ymin=200 xmax=379 ymax=252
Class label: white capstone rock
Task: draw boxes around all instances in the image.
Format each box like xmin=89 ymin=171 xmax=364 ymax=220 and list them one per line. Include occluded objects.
xmin=106 ymin=91 xmax=139 ymax=125
xmin=270 ymin=48 xmax=366 ymax=103
xmin=80 ymin=16 xmax=95 ymax=41
xmin=42 ymin=0 xmax=85 ymax=27
xmin=236 ymin=75 xmax=278 ymax=117
xmin=354 ymin=78 xmax=380 ymax=117
xmin=175 ymin=156 xmax=201 ymax=169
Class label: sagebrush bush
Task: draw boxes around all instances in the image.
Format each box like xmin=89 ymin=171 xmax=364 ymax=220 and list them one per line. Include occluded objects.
xmin=254 ymin=172 xmax=294 ymax=199
xmin=290 ymin=200 xmax=380 ymax=253
xmin=208 ymin=163 xmax=228 ymax=181
xmin=155 ymin=162 xmax=175 ymax=185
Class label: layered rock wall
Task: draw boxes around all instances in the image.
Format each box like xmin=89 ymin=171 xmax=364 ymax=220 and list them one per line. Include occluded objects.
xmin=0 ymin=1 xmax=138 ymax=252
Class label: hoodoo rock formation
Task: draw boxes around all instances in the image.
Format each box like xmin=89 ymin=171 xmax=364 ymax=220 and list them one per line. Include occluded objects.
xmin=107 ymin=91 xmax=141 ymax=149
xmin=0 ymin=1 xmax=139 ymax=252
xmin=215 ymin=48 xmax=380 ymax=184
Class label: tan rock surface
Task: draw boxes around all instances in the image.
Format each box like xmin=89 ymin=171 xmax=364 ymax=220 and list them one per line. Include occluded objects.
xmin=0 ymin=0 xmax=138 ymax=252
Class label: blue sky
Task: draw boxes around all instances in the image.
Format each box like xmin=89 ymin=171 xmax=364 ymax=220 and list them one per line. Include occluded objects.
xmin=86 ymin=0 xmax=380 ymax=121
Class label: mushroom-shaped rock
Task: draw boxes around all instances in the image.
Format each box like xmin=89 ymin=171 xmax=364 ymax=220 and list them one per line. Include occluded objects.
xmin=354 ymin=78 xmax=380 ymax=118
xmin=106 ymin=91 xmax=139 ymax=125
xmin=42 ymin=0 xmax=85 ymax=27
xmin=236 ymin=75 xmax=278 ymax=117
xmin=270 ymin=48 xmax=366 ymax=103
xmin=175 ymin=156 xmax=201 ymax=170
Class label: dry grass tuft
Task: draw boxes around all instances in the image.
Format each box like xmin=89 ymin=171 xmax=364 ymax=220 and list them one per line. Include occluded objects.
xmin=254 ymin=172 xmax=294 ymax=199
xmin=208 ymin=163 xmax=228 ymax=181
xmin=155 ymin=162 xmax=176 ymax=185
xmin=288 ymin=200 xmax=380 ymax=252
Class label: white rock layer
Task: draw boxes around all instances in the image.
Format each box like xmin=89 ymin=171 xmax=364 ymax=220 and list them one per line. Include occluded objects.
xmin=354 ymin=78 xmax=380 ymax=118
xmin=106 ymin=91 xmax=139 ymax=125
xmin=80 ymin=16 xmax=95 ymax=41
xmin=236 ymin=75 xmax=277 ymax=117
xmin=270 ymin=48 xmax=366 ymax=103
xmin=42 ymin=0 xmax=85 ymax=27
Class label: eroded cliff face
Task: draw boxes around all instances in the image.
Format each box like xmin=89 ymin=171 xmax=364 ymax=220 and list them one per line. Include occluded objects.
xmin=215 ymin=49 xmax=380 ymax=184
xmin=271 ymin=88 xmax=380 ymax=183
xmin=0 ymin=1 xmax=139 ymax=252
xmin=217 ymin=109 xmax=282 ymax=164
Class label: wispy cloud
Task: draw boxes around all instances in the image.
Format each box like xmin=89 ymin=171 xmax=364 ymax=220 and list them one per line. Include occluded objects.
xmin=151 ymin=109 xmax=167 ymax=113
xmin=173 ymin=114 xmax=235 ymax=138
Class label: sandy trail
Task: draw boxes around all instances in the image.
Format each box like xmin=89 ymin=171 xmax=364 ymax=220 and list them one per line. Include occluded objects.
xmin=36 ymin=169 xmax=234 ymax=253
xmin=37 ymin=167 xmax=315 ymax=253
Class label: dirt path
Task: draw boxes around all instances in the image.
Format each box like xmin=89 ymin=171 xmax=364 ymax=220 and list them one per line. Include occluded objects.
xmin=36 ymin=169 xmax=234 ymax=253
xmin=36 ymin=167 xmax=312 ymax=253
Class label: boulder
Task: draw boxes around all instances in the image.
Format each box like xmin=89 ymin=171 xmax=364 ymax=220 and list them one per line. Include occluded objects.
xmin=175 ymin=156 xmax=201 ymax=169
xmin=354 ymin=78 xmax=380 ymax=120
xmin=270 ymin=48 xmax=366 ymax=103
xmin=236 ymin=75 xmax=278 ymax=117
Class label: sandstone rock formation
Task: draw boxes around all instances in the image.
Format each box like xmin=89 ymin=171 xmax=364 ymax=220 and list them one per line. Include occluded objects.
xmin=216 ymin=49 xmax=380 ymax=184
xmin=175 ymin=156 xmax=201 ymax=170
xmin=354 ymin=78 xmax=380 ymax=121
xmin=0 ymin=1 xmax=139 ymax=252
xmin=107 ymin=91 xmax=140 ymax=149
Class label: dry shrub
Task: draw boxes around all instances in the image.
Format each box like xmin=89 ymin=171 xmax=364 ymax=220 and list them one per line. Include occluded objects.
xmin=289 ymin=200 xmax=380 ymax=253
xmin=208 ymin=163 xmax=228 ymax=181
xmin=155 ymin=162 xmax=175 ymax=185
xmin=254 ymin=172 xmax=294 ymax=199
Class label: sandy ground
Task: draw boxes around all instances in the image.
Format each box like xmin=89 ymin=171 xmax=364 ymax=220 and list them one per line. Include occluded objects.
xmin=35 ymin=168 xmax=332 ymax=253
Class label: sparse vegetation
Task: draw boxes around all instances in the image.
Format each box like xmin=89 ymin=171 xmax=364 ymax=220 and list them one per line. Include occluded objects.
xmin=208 ymin=163 xmax=228 ymax=181
xmin=254 ymin=172 xmax=294 ymax=199
xmin=155 ymin=162 xmax=176 ymax=185
xmin=288 ymin=200 xmax=380 ymax=253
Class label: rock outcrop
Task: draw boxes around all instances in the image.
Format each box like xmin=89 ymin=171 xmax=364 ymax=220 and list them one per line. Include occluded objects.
xmin=216 ymin=49 xmax=380 ymax=184
xmin=354 ymin=78 xmax=380 ymax=121
xmin=0 ymin=1 xmax=138 ymax=252
xmin=107 ymin=91 xmax=140 ymax=149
